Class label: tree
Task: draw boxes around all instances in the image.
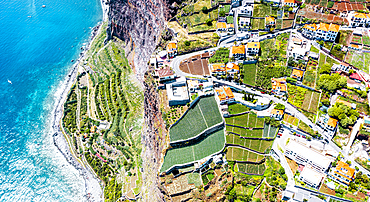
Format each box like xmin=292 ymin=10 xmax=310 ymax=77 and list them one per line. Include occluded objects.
xmin=334 ymin=44 xmax=341 ymax=51
xmin=184 ymin=40 xmax=191 ymax=46
xmin=206 ymin=19 xmax=213 ymax=26
xmin=275 ymin=103 xmax=286 ymax=110
xmin=201 ymin=6 xmax=208 ymax=14
xmin=219 ymin=10 xmax=226 ymax=17
xmin=346 ymin=160 xmax=351 ymax=165
xmin=319 ymin=63 xmax=332 ymax=74
xmin=317 ymin=73 xmax=347 ymax=93
xmin=322 ymin=99 xmax=330 ymax=107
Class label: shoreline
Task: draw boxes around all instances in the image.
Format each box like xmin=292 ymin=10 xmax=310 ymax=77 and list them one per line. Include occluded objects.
xmin=49 ymin=1 xmax=109 ymax=201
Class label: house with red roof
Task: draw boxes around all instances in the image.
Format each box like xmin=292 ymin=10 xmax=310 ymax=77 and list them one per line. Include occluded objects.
xmin=283 ymin=0 xmax=297 ymax=7
xmin=350 ymin=72 xmax=363 ymax=82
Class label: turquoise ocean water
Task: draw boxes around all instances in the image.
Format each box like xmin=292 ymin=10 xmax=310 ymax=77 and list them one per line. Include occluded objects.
xmin=0 ymin=0 xmax=102 ymax=201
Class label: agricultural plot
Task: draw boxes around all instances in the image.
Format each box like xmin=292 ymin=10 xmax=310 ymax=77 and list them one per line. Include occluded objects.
xmin=161 ymin=129 xmax=225 ymax=172
xmin=282 ymin=20 xmax=294 ymax=29
xmin=241 ymin=63 xmax=257 ymax=86
xmin=276 ymin=19 xmax=283 ymax=29
xmin=251 ymin=18 xmax=265 ymax=30
xmin=226 ymin=134 xmax=273 ymax=153
xmin=226 ymin=125 xmax=264 ymax=138
xmin=363 ymin=35 xmax=370 ymax=46
xmin=302 ymin=70 xmax=316 ymax=88
xmin=225 ymin=112 xmax=264 ymax=128
xmin=228 ymin=103 xmax=250 ymax=114
xmin=187 ymin=173 xmax=202 ymax=187
xmin=283 ymin=114 xmax=299 ymax=126
xmin=237 ymin=163 xmax=266 ymax=175
xmin=226 ymin=147 xmax=265 ymax=162
xmin=337 ymin=30 xmax=353 ymax=46
xmin=287 ymin=84 xmax=308 ymax=108
xmin=298 ymin=121 xmax=315 ymax=135
xmin=253 ymin=3 xmax=278 ymax=17
xmin=347 ymin=51 xmax=370 ymax=73
xmin=301 ymin=91 xmax=320 ymax=113
xmin=170 ymin=96 xmax=222 ymax=142
xmin=262 ymin=124 xmax=278 ymax=138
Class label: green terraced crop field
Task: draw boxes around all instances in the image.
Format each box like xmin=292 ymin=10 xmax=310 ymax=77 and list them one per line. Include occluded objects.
xmin=262 ymin=124 xmax=278 ymax=138
xmin=226 ymin=147 xmax=264 ymax=162
xmin=237 ymin=162 xmax=266 ymax=175
xmin=161 ymin=129 xmax=225 ymax=172
xmin=169 ymin=96 xmax=222 ymax=142
xmin=225 ymin=112 xmax=264 ymax=128
xmin=226 ymin=134 xmax=273 ymax=153
xmin=226 ymin=125 xmax=263 ymax=138
xmin=228 ymin=103 xmax=250 ymax=114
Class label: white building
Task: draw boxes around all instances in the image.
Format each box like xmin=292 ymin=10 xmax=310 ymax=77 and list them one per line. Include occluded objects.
xmin=285 ymin=140 xmax=333 ymax=173
xmin=166 ymin=77 xmax=190 ymax=106
xmin=283 ymin=0 xmax=297 ymax=7
xmin=350 ymin=12 xmax=370 ymax=27
xmin=238 ymin=4 xmax=253 ymax=17
xmin=299 ymin=166 xmax=325 ymax=189
xmin=246 ymin=42 xmax=260 ymax=56
xmin=301 ymin=23 xmax=340 ymax=42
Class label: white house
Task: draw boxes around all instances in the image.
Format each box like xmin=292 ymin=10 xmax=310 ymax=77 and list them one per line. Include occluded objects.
xmin=238 ymin=5 xmax=253 ymax=17
xmin=301 ymin=23 xmax=339 ymax=42
xmin=246 ymin=42 xmax=260 ymax=56
xmin=285 ymin=140 xmax=334 ymax=173
xmin=350 ymin=12 xmax=369 ymax=27
xmin=283 ymin=0 xmax=297 ymax=7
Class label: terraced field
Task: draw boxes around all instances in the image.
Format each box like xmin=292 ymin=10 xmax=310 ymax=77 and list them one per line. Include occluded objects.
xmin=226 ymin=147 xmax=265 ymax=162
xmin=237 ymin=162 xmax=266 ymax=175
xmin=161 ymin=129 xmax=225 ymax=172
xmin=169 ymin=96 xmax=222 ymax=142
xmin=225 ymin=112 xmax=264 ymax=128
xmin=226 ymin=134 xmax=273 ymax=153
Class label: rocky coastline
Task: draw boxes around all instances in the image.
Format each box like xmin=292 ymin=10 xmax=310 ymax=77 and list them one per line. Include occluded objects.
xmin=49 ymin=1 xmax=109 ymax=201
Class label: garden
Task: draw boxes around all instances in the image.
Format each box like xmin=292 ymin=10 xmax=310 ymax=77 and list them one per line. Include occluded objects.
xmin=161 ymin=129 xmax=225 ymax=172
xmin=337 ymin=30 xmax=353 ymax=46
xmin=253 ymin=3 xmax=279 ymax=17
xmin=251 ymin=18 xmax=265 ymax=30
xmin=346 ymin=50 xmax=370 ymax=73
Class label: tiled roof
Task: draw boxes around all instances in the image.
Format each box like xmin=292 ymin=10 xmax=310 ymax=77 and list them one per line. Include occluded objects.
xmin=211 ymin=63 xmax=226 ymax=72
xmin=271 ymin=78 xmax=287 ymax=92
xmin=167 ymin=42 xmax=177 ymax=50
xmin=327 ymin=117 xmax=338 ymax=128
xmin=354 ymin=12 xmax=367 ymax=19
xmin=318 ymin=22 xmax=329 ymax=31
xmin=217 ymin=22 xmax=227 ymax=29
xmin=271 ymin=108 xmax=284 ymax=115
xmin=340 ymin=62 xmax=349 ymax=67
xmin=284 ymin=0 xmax=296 ymax=3
xmin=329 ymin=23 xmax=340 ymax=32
xmin=247 ymin=42 xmax=260 ymax=49
xmin=265 ymin=16 xmax=275 ymax=22
xmin=216 ymin=86 xmax=234 ymax=101
xmin=303 ymin=24 xmax=317 ymax=31
xmin=291 ymin=69 xmax=304 ymax=78
xmin=350 ymin=72 xmax=362 ymax=80
xmin=231 ymin=45 xmax=245 ymax=54
xmin=336 ymin=161 xmax=355 ymax=179
xmin=226 ymin=63 xmax=239 ymax=71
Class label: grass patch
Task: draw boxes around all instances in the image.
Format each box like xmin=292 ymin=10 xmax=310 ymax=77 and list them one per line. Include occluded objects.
xmin=241 ymin=63 xmax=257 ymax=86
xmin=228 ymin=103 xmax=250 ymax=114
xmin=226 ymin=147 xmax=265 ymax=162
xmin=287 ymin=83 xmax=308 ymax=108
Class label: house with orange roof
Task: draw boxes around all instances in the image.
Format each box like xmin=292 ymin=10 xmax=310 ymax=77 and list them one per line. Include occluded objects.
xmin=216 ymin=22 xmax=227 ymax=32
xmin=283 ymin=0 xmax=297 ymax=7
xmin=329 ymin=161 xmax=355 ymax=185
xmin=291 ymin=69 xmax=304 ymax=81
xmin=302 ymin=24 xmax=317 ymax=39
xmin=326 ymin=117 xmax=338 ymax=131
xmin=215 ymin=86 xmax=235 ymax=104
xmin=265 ymin=16 xmax=275 ymax=29
xmin=246 ymin=42 xmax=260 ymax=56
xmin=210 ymin=63 xmax=226 ymax=75
xmin=271 ymin=108 xmax=284 ymax=120
xmin=231 ymin=45 xmax=246 ymax=60
xmin=167 ymin=42 xmax=177 ymax=58
xmin=226 ymin=63 xmax=239 ymax=74
xmin=349 ymin=44 xmax=361 ymax=51
xmin=271 ymin=78 xmax=287 ymax=95
xmin=350 ymin=12 xmax=368 ymax=27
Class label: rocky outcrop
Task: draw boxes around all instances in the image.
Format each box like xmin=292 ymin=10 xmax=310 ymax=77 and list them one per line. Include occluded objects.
xmin=106 ymin=0 xmax=181 ymax=78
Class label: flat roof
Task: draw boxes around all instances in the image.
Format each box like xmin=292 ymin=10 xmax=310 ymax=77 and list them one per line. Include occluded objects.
xmin=300 ymin=166 xmax=325 ymax=185
xmin=287 ymin=141 xmax=333 ymax=169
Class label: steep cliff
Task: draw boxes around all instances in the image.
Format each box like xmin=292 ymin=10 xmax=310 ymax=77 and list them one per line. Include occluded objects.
xmin=106 ymin=0 xmax=181 ymax=201
xmin=106 ymin=0 xmax=181 ymax=77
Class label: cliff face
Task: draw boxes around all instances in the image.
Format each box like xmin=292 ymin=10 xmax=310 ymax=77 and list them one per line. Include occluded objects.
xmin=107 ymin=0 xmax=180 ymax=77
xmin=106 ymin=0 xmax=180 ymax=201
